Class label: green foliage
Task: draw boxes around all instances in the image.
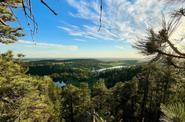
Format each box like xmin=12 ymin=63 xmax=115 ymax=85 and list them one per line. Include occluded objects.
xmin=0 ymin=52 xmax=61 ymax=122
xmin=160 ymin=103 xmax=185 ymax=122
xmin=0 ymin=1 xmax=24 ymax=44
xmin=79 ymin=82 xmax=91 ymax=111
xmin=97 ymin=65 xmax=142 ymax=87
xmin=167 ymin=70 xmax=185 ymax=103
xmin=26 ymin=59 xmax=141 ymax=87
xmin=1 ymin=51 xmax=185 ymax=122
xmin=23 ymin=58 xmax=185 ymax=122
xmin=111 ymin=80 xmax=140 ymax=121
xmin=1 ymin=0 xmax=185 ymax=121
xmin=91 ymin=79 xmax=111 ymax=120
xmin=60 ymin=84 xmax=80 ymax=121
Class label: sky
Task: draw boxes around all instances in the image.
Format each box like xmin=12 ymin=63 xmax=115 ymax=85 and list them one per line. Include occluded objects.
xmin=0 ymin=0 xmax=184 ymax=59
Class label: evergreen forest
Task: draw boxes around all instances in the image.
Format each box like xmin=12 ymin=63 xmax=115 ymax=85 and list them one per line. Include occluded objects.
xmin=1 ymin=0 xmax=185 ymax=122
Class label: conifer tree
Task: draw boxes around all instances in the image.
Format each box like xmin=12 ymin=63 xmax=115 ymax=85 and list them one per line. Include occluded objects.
xmin=0 ymin=0 xmax=24 ymax=44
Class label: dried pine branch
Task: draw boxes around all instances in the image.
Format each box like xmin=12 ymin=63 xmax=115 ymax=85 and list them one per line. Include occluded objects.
xmin=98 ymin=0 xmax=103 ymax=31
xmin=40 ymin=0 xmax=58 ymax=15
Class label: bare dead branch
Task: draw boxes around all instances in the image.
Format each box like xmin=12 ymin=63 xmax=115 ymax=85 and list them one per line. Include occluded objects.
xmin=98 ymin=0 xmax=103 ymax=31
xmin=156 ymin=50 xmax=185 ymax=59
xmin=161 ymin=16 xmax=185 ymax=56
xmin=163 ymin=0 xmax=185 ymax=4
xmin=40 ymin=0 xmax=58 ymax=15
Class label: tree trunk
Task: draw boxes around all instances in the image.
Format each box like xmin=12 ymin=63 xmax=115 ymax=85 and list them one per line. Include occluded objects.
xmin=139 ymin=70 xmax=150 ymax=122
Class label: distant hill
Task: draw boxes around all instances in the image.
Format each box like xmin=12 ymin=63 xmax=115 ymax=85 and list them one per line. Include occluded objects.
xmin=24 ymin=58 xmax=144 ymax=65
xmin=23 ymin=58 xmax=102 ymax=63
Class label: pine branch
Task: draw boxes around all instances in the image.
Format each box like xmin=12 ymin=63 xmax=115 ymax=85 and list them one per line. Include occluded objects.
xmin=0 ymin=18 xmax=6 ymax=25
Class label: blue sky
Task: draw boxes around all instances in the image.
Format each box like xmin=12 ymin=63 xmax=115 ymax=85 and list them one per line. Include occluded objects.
xmin=0 ymin=0 xmax=181 ymax=58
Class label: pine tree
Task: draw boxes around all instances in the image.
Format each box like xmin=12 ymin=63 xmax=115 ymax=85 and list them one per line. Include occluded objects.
xmin=0 ymin=1 xmax=24 ymax=44
xmin=91 ymin=79 xmax=110 ymax=120
xmin=160 ymin=103 xmax=185 ymax=122
xmin=79 ymin=82 xmax=91 ymax=112
xmin=0 ymin=51 xmax=60 ymax=121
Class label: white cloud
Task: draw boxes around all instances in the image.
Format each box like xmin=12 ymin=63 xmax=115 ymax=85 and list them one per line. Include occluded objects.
xmin=18 ymin=40 xmax=79 ymax=51
xmin=115 ymin=45 xmax=125 ymax=50
xmin=59 ymin=0 xmax=184 ymax=44
xmin=0 ymin=40 xmax=145 ymax=58
xmin=0 ymin=40 xmax=80 ymax=58
xmin=73 ymin=39 xmax=87 ymax=42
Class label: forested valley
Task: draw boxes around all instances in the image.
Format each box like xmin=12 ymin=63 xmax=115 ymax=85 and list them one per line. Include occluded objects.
xmin=1 ymin=0 xmax=185 ymax=122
